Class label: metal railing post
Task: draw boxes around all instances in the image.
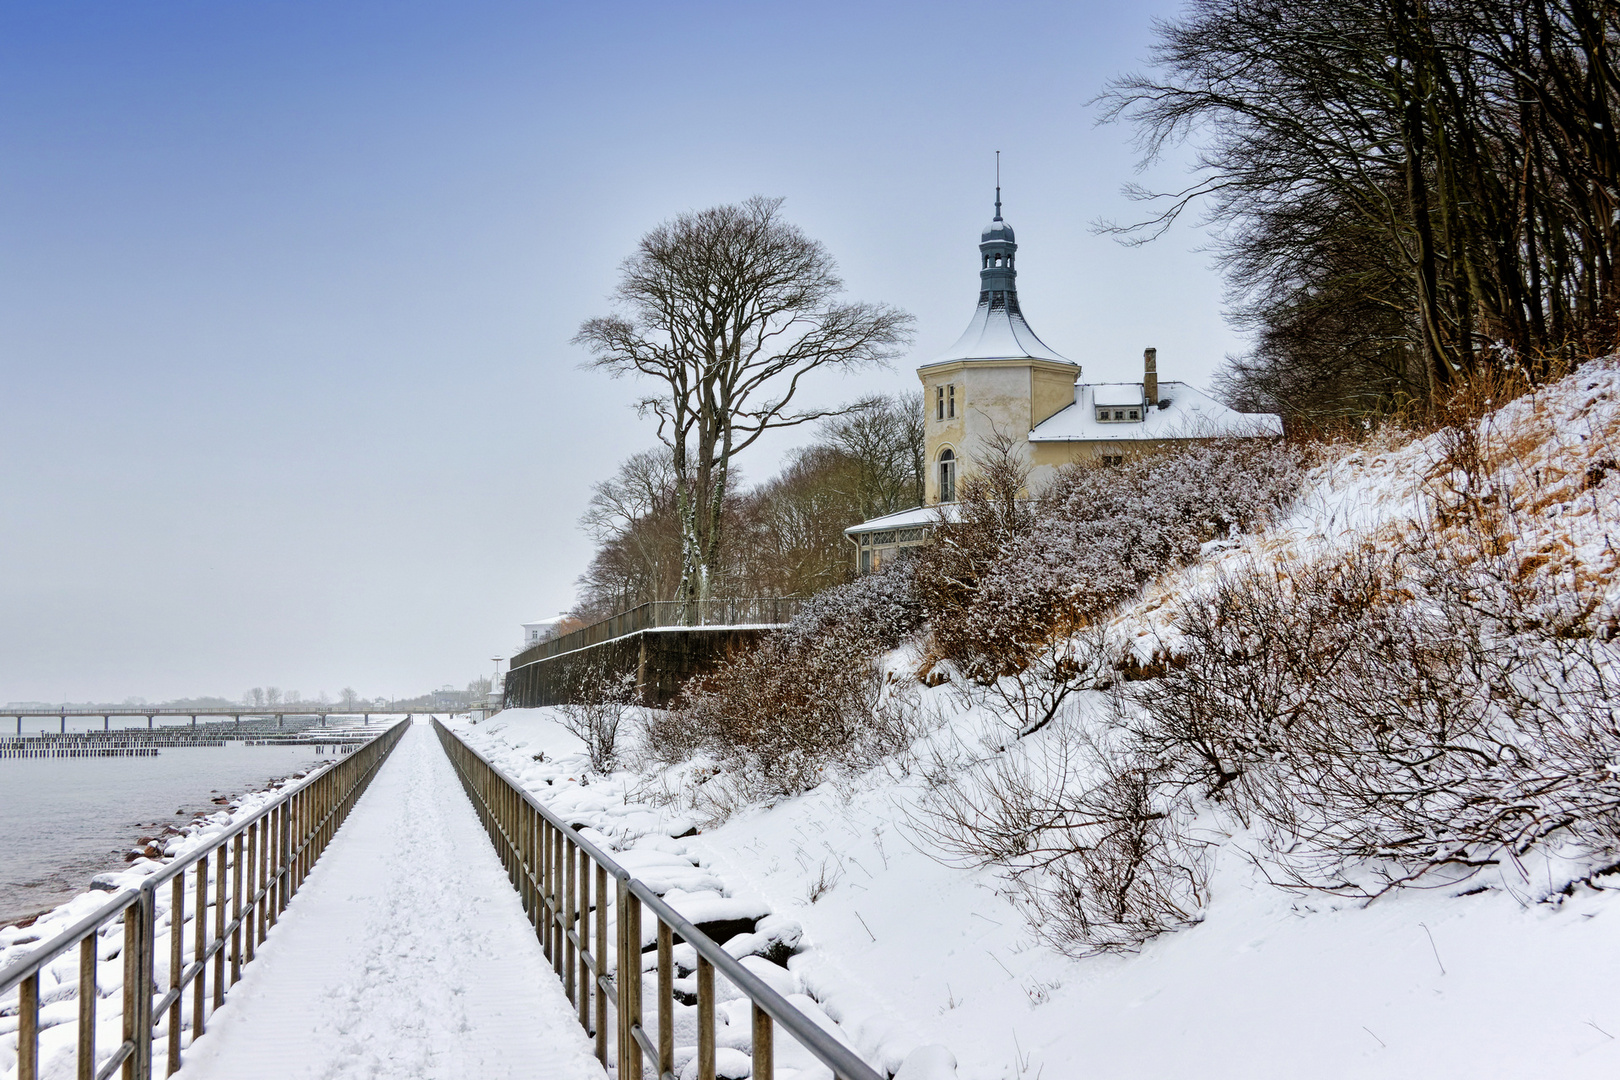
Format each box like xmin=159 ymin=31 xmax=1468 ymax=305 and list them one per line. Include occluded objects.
xmin=595 ymin=863 xmax=608 ymax=1064
xmin=753 ymin=1003 xmax=774 ymax=1080
xmin=615 ymin=878 xmax=631 ymax=1079
xmin=135 ymin=888 xmax=156 ymax=1080
xmin=564 ymin=836 xmax=577 ymax=1004
xmin=657 ymin=922 xmax=674 ymax=1079
xmin=697 ymin=955 xmax=715 ymax=1080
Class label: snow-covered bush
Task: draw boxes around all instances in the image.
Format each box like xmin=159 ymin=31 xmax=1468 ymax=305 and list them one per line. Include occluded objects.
xmin=780 ymin=553 xmax=922 ymax=651
xmin=652 ymin=619 xmax=925 ymax=809
xmin=916 ymin=437 xmax=1307 ymax=688
xmin=558 ymin=655 xmax=635 ymax=772
xmin=1126 ymin=518 xmax=1620 ymax=897
xmin=912 ymin=721 xmax=1210 ymax=954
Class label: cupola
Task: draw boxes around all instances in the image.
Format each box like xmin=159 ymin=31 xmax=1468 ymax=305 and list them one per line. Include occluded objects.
xmin=979 ymin=186 xmax=1017 ymax=293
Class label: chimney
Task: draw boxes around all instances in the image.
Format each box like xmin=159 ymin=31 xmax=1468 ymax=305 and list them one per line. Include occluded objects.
xmin=1143 ymin=347 xmax=1158 ymax=404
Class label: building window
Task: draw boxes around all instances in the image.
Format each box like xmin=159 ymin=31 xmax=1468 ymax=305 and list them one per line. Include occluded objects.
xmin=1102 ymin=454 xmax=1124 ymax=466
xmin=1129 ymin=409 xmax=1140 ymax=420
xmin=947 ymin=384 xmax=956 ymax=418
xmin=860 ymin=546 xmax=871 ymax=573
xmin=936 ymin=385 xmax=945 ymax=420
xmin=938 ymin=448 xmax=956 ymax=503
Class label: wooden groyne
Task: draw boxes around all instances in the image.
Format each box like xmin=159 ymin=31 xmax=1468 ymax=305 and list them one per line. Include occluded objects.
xmin=0 ymin=729 xmax=375 ymax=759
xmin=0 ymin=742 xmax=160 ymax=759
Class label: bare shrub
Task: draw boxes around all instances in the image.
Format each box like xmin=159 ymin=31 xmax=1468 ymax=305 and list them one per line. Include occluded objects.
xmin=558 ymin=658 xmax=636 ymax=773
xmin=657 ymin=621 xmax=926 ymax=806
xmin=911 ymin=721 xmax=1210 ymax=954
xmin=1126 ymin=531 xmax=1620 ymax=896
xmin=636 ymin=704 xmax=708 ymax=767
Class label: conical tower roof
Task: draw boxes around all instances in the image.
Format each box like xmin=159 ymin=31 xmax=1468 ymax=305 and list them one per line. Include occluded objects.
xmin=924 ymin=189 xmax=1073 ymax=366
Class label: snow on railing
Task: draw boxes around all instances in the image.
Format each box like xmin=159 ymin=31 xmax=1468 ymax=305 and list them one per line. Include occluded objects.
xmin=509 ymin=597 xmax=806 ymax=670
xmin=432 ymin=719 xmax=883 ymax=1080
xmin=0 ymin=719 xmax=409 ymax=1080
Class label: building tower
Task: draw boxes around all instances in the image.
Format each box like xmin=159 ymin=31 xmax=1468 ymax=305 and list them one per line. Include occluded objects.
xmin=916 ymin=184 xmax=1081 ymax=504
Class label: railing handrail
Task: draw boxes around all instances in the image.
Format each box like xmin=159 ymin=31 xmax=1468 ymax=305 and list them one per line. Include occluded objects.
xmin=1 ymin=718 xmax=410 ymax=1080
xmin=0 ymin=707 xmax=468 ymax=719
xmin=511 ymin=596 xmax=806 ymax=669
xmin=0 ymin=889 xmax=140 ymax=999
xmin=433 ymin=719 xmax=881 ymax=1080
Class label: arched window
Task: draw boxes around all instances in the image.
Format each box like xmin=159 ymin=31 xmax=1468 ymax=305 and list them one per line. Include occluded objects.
xmin=938 ymin=448 xmax=957 ymax=503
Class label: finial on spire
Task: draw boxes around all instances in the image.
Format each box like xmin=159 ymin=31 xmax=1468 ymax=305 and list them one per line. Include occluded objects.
xmin=994 ymin=150 xmax=1002 ymax=220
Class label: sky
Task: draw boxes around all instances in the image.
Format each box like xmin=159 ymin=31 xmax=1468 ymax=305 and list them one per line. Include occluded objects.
xmin=0 ymin=0 xmax=1237 ymax=704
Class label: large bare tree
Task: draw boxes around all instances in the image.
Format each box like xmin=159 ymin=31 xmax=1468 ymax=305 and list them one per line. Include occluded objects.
xmin=575 ymin=196 xmax=913 ymax=616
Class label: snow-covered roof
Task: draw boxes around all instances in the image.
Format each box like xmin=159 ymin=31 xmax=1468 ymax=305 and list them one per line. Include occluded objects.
xmin=922 ymin=294 xmax=1074 ymax=366
xmin=844 ymin=503 xmax=959 ymax=537
xmin=1030 ymin=381 xmax=1284 ymax=442
xmin=1093 ymin=383 xmax=1146 ymax=407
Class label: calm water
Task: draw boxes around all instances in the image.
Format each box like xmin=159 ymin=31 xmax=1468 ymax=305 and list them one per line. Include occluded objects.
xmin=0 ymin=745 xmax=333 ymax=926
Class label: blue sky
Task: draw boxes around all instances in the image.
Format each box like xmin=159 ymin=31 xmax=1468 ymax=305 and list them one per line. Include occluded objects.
xmin=0 ymin=0 xmax=1234 ymax=702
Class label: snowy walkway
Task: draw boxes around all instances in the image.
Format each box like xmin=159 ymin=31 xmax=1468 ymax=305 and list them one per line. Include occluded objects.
xmin=176 ymin=722 xmax=605 ymax=1080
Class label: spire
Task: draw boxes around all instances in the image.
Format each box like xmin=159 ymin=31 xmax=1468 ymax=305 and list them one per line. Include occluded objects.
xmin=995 ymin=150 xmax=1002 ymax=220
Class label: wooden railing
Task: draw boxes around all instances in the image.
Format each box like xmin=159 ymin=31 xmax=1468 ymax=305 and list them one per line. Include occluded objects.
xmin=433 ymin=720 xmax=881 ymax=1080
xmin=511 ymin=597 xmax=805 ymax=669
xmin=0 ymin=718 xmax=408 ymax=1080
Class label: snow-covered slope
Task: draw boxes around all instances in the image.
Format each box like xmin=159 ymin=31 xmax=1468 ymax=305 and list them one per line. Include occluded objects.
xmin=457 ymin=701 xmax=1620 ymax=1080
xmin=459 ymin=361 xmax=1620 ymax=1079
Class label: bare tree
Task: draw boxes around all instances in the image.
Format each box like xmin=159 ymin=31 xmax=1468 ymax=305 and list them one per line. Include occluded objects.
xmin=576 ymin=196 xmax=913 ymax=618
xmin=820 ymin=393 xmax=928 ymax=517
xmin=1099 ymin=0 xmax=1620 ymax=416
xmin=573 ymin=450 xmax=686 ymax=617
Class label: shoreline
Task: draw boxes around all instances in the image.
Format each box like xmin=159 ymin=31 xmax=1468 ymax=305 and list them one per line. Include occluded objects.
xmin=0 ymin=748 xmax=331 ymax=933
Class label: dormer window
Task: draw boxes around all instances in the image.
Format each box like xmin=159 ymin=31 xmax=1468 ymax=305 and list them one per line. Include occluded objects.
xmin=1096 ymin=400 xmax=1145 ymax=423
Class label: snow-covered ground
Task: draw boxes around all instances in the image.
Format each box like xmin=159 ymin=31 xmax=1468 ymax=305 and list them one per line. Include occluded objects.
xmin=455 ymin=707 xmax=1620 ymax=1079
xmin=176 ymin=721 xmax=604 ymax=1080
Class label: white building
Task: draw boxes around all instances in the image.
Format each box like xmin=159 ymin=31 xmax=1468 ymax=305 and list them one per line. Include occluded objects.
xmin=845 ymin=188 xmax=1282 ymax=572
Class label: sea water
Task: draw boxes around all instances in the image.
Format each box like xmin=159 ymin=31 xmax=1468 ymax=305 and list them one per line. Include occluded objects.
xmin=0 ymin=744 xmax=331 ymax=925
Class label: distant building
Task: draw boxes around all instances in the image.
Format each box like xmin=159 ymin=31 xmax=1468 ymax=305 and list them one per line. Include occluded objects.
xmin=845 ymin=187 xmax=1282 ymax=572
xmin=521 ymin=617 xmax=567 ymax=648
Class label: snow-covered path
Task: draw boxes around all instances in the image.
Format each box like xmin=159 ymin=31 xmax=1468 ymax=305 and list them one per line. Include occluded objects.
xmin=176 ymin=721 xmax=605 ymax=1080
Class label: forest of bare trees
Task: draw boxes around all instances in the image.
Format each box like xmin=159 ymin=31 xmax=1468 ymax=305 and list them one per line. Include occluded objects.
xmin=570 ymin=395 xmax=924 ymax=622
xmin=1102 ymin=0 xmax=1620 ymax=420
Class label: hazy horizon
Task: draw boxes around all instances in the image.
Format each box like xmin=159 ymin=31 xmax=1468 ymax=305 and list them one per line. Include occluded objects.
xmin=1 ymin=0 xmax=1241 ymax=702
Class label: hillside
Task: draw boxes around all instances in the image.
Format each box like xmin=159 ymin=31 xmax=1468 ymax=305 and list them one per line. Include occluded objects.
xmin=456 ymin=359 xmax=1620 ymax=1079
